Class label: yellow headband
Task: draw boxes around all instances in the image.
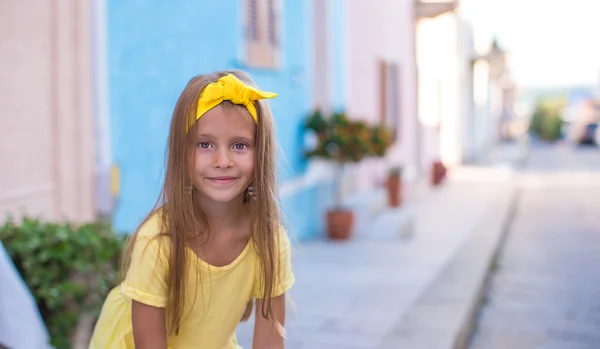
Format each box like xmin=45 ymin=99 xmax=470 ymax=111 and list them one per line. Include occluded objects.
xmin=193 ymin=74 xmax=277 ymax=127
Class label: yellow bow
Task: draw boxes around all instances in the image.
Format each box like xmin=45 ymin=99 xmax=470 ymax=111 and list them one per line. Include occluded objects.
xmin=194 ymin=74 xmax=278 ymax=126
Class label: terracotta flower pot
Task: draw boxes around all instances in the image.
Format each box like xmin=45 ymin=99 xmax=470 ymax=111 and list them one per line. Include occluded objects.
xmin=431 ymin=161 xmax=447 ymax=187
xmin=387 ymin=175 xmax=402 ymax=207
xmin=326 ymin=210 xmax=354 ymax=240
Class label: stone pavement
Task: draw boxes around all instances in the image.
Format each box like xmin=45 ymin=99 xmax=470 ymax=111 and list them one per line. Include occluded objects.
xmin=376 ymin=166 xmax=516 ymax=349
xmin=468 ymin=145 xmax=600 ymax=349
xmin=236 ymin=159 xmax=516 ymax=348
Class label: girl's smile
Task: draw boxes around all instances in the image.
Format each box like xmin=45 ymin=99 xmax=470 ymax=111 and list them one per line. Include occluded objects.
xmin=205 ymin=176 xmax=239 ymax=186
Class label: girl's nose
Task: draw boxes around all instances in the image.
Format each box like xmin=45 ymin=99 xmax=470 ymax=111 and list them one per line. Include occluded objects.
xmin=214 ymin=148 xmax=233 ymax=168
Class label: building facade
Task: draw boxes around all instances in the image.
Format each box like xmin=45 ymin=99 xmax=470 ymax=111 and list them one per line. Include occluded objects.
xmin=345 ymin=0 xmax=419 ymax=191
xmin=0 ymin=1 xmax=97 ymax=223
xmin=416 ymin=0 xmax=508 ymax=167
xmin=0 ymin=0 xmax=508 ymax=241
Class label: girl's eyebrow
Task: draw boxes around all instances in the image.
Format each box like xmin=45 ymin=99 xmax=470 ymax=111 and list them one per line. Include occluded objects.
xmin=235 ymin=136 xmax=254 ymax=143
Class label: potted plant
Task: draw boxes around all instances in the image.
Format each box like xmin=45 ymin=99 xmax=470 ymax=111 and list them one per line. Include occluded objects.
xmin=431 ymin=160 xmax=447 ymax=187
xmin=368 ymin=125 xmax=398 ymax=207
xmin=387 ymin=166 xmax=403 ymax=207
xmin=304 ymin=110 xmax=373 ymax=240
xmin=368 ymin=125 xmax=393 ymax=158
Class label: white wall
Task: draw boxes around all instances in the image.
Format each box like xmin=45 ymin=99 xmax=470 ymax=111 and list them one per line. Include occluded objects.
xmin=416 ymin=10 xmax=498 ymax=167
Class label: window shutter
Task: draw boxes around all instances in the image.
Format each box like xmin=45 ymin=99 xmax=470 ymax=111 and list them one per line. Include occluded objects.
xmin=248 ymin=0 xmax=259 ymax=41
xmin=267 ymin=0 xmax=278 ymax=47
xmin=245 ymin=0 xmax=279 ymax=68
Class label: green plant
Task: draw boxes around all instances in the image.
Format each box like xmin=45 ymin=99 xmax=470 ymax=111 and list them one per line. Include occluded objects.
xmin=304 ymin=110 xmax=394 ymax=207
xmin=528 ymin=99 xmax=565 ymax=141
xmin=0 ymin=217 xmax=126 ymax=349
xmin=370 ymin=125 xmax=394 ymax=157
xmin=304 ymin=108 xmax=329 ymax=138
xmin=305 ymin=112 xmax=373 ymax=163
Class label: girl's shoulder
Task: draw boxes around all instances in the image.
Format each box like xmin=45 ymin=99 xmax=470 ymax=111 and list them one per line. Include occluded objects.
xmin=272 ymin=224 xmax=293 ymax=255
xmin=136 ymin=210 xmax=167 ymax=241
xmin=130 ymin=211 xmax=171 ymax=262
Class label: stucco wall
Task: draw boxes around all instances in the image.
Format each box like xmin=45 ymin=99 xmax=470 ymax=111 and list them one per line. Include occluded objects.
xmin=0 ymin=1 xmax=96 ymax=222
xmin=417 ymin=12 xmax=494 ymax=166
xmin=345 ymin=0 xmax=418 ymax=191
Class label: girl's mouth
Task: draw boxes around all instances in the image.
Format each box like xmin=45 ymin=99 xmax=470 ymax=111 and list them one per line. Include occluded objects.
xmin=206 ymin=176 xmax=238 ymax=186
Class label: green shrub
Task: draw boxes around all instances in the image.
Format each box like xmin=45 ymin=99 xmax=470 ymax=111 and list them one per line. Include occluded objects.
xmin=528 ymin=99 xmax=564 ymax=141
xmin=0 ymin=217 xmax=125 ymax=349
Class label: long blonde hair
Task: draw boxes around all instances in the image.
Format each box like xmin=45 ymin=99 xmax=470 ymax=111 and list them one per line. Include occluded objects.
xmin=121 ymin=70 xmax=282 ymax=334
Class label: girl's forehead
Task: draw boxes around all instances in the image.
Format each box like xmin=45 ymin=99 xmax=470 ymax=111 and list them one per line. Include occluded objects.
xmin=194 ymin=104 xmax=255 ymax=135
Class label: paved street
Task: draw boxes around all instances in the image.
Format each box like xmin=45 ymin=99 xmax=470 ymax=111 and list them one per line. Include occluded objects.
xmin=469 ymin=144 xmax=600 ymax=349
xmin=235 ymin=154 xmax=515 ymax=348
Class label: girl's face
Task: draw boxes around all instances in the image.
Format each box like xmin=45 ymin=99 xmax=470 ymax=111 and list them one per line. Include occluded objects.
xmin=191 ymin=104 xmax=256 ymax=204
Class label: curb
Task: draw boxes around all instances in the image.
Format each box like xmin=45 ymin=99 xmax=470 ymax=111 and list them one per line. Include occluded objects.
xmin=453 ymin=188 xmax=520 ymax=349
xmin=377 ymin=183 xmax=519 ymax=349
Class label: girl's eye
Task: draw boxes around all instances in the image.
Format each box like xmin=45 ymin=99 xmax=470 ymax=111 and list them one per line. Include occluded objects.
xmin=198 ymin=142 xmax=212 ymax=149
xmin=233 ymin=143 xmax=247 ymax=150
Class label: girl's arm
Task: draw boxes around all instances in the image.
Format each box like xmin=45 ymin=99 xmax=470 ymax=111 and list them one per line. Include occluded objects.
xmin=252 ymin=294 xmax=286 ymax=349
xmin=132 ymin=300 xmax=168 ymax=349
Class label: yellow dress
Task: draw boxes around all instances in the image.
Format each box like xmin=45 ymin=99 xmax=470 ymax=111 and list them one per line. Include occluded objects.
xmin=89 ymin=214 xmax=294 ymax=349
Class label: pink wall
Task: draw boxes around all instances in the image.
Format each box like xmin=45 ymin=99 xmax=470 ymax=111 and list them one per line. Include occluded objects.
xmin=0 ymin=1 xmax=96 ymax=222
xmin=345 ymin=0 xmax=418 ymax=191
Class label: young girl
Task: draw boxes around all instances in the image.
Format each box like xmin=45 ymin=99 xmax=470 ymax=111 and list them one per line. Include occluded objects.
xmin=89 ymin=71 xmax=294 ymax=349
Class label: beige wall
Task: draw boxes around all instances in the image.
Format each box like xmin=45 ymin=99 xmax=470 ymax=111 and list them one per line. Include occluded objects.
xmin=0 ymin=1 xmax=96 ymax=222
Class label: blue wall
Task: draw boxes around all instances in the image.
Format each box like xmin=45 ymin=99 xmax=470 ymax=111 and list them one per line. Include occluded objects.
xmin=107 ymin=0 xmax=344 ymax=240
xmin=281 ymin=0 xmax=346 ymax=240
xmin=282 ymin=0 xmax=346 ymax=240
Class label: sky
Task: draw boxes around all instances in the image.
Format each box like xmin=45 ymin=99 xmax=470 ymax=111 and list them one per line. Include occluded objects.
xmin=461 ymin=0 xmax=600 ymax=88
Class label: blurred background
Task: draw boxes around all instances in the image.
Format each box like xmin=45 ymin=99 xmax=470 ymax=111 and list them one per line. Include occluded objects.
xmin=1 ymin=0 xmax=599 ymax=348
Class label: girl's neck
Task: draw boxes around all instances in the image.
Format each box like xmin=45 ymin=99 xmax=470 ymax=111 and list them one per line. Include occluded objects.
xmin=197 ymin=195 xmax=251 ymax=232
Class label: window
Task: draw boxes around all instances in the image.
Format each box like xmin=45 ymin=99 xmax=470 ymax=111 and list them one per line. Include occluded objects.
xmin=379 ymin=61 xmax=401 ymax=140
xmin=246 ymin=0 xmax=280 ymax=68
xmin=248 ymin=0 xmax=259 ymax=41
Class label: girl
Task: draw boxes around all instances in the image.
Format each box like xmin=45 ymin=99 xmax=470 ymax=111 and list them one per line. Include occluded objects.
xmin=89 ymin=71 xmax=294 ymax=349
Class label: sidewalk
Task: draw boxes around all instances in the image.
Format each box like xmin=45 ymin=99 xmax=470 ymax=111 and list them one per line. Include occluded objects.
xmin=236 ymin=156 xmax=517 ymax=348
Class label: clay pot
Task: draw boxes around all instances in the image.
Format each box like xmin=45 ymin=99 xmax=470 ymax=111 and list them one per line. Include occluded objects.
xmin=387 ymin=174 xmax=402 ymax=207
xmin=431 ymin=161 xmax=447 ymax=186
xmin=326 ymin=210 xmax=354 ymax=240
